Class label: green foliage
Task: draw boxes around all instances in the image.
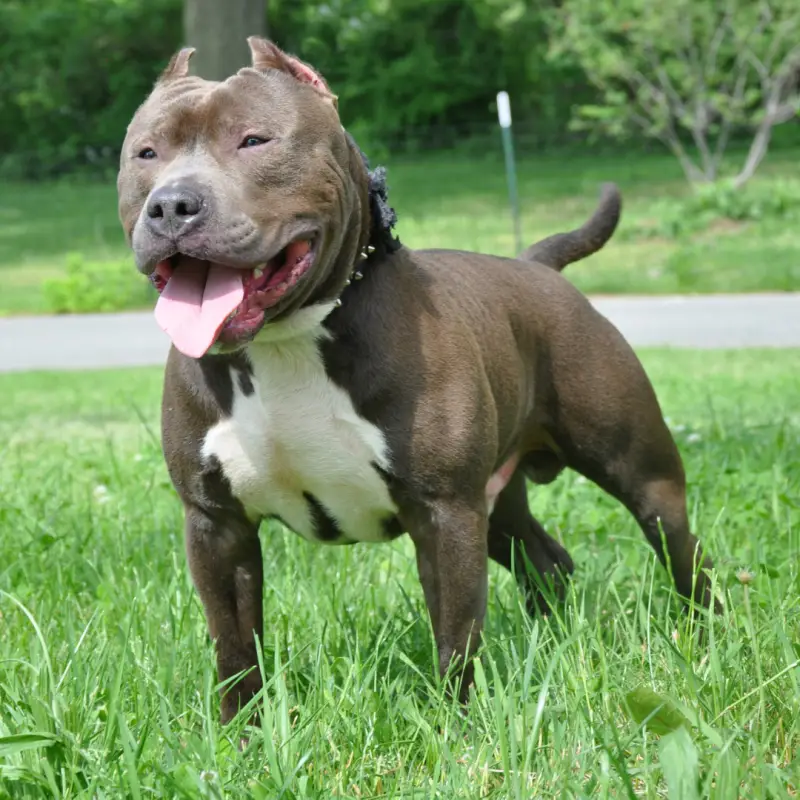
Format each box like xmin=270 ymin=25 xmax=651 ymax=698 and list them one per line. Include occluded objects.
xmin=0 ymin=0 xmax=594 ymax=177
xmin=2 ymin=0 xmax=800 ymax=180
xmin=271 ymin=0 xmax=593 ymax=154
xmin=659 ymin=726 xmax=701 ymax=800
xmin=42 ymin=252 xmax=154 ymax=314
xmin=3 ymin=0 xmax=799 ymax=179
xmin=0 ymin=0 xmax=182 ymax=178
xmin=626 ymin=177 xmax=800 ymax=239
xmin=689 ymin=178 xmax=800 ymax=221
xmin=547 ymin=0 xmax=800 ymax=183
xmin=623 ymin=687 xmax=708 ymax=798
xmin=624 ymin=686 xmax=690 ymax=735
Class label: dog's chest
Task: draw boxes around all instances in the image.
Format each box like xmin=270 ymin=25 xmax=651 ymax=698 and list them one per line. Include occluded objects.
xmin=201 ymin=329 xmax=397 ymax=544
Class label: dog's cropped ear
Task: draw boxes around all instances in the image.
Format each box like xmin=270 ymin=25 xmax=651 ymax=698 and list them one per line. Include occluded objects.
xmin=247 ymin=37 xmax=338 ymax=109
xmin=158 ymin=47 xmax=195 ymax=82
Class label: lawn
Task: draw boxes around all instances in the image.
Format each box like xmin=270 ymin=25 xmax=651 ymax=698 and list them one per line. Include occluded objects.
xmin=1 ymin=146 xmax=799 ymax=316
xmin=1 ymin=349 xmax=798 ymax=797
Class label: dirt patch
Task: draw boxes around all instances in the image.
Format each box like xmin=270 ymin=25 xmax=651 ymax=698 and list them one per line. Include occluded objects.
xmin=697 ymin=218 xmax=748 ymax=238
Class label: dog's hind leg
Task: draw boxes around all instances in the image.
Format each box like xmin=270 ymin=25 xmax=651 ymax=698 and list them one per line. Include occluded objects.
xmin=487 ymin=469 xmax=574 ymax=615
xmin=547 ymin=315 xmax=719 ymax=612
xmin=566 ymin=441 xmax=717 ymax=611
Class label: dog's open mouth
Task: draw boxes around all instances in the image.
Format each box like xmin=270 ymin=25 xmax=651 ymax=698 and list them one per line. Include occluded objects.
xmin=149 ymin=237 xmax=316 ymax=358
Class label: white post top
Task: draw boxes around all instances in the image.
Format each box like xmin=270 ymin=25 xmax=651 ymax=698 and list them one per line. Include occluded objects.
xmin=496 ymin=91 xmax=512 ymax=128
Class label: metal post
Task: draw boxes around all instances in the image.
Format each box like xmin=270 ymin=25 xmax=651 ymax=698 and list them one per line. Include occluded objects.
xmin=496 ymin=91 xmax=523 ymax=255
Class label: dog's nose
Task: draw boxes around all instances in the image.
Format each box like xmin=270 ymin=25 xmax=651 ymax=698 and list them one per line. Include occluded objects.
xmin=145 ymin=184 xmax=207 ymax=237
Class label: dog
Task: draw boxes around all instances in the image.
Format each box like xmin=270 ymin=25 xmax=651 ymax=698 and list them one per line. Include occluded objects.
xmin=117 ymin=38 xmax=717 ymax=723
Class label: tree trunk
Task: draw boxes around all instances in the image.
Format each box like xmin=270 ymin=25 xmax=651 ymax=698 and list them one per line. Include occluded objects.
xmin=660 ymin=135 xmax=706 ymax=185
xmin=183 ymin=0 xmax=267 ymax=81
xmin=733 ymin=115 xmax=776 ymax=189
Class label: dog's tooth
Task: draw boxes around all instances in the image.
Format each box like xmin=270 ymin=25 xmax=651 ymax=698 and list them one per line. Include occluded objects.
xmin=253 ymin=267 xmax=264 ymax=278
xmin=354 ymin=270 xmax=363 ymax=280
xmin=334 ymin=298 xmax=342 ymax=307
xmin=359 ymin=250 xmax=368 ymax=261
xmin=366 ymin=245 xmax=376 ymax=254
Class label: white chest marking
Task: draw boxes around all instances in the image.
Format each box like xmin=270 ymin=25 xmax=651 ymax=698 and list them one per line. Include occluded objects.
xmin=201 ymin=304 xmax=398 ymax=543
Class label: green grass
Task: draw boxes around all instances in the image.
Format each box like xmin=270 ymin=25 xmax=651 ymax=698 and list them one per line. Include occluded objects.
xmin=1 ymin=349 xmax=798 ymax=797
xmin=1 ymin=146 xmax=799 ymax=315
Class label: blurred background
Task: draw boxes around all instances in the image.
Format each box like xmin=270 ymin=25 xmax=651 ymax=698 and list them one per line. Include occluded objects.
xmin=1 ymin=5 xmax=799 ymax=794
xmin=0 ymin=0 xmax=798 ymax=319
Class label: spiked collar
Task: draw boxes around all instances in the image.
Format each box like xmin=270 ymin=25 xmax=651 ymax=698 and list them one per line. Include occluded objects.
xmin=329 ymin=132 xmax=400 ymax=308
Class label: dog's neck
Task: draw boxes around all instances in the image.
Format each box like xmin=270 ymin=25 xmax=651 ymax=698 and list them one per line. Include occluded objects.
xmin=338 ymin=132 xmax=401 ymax=292
xmin=310 ymin=132 xmax=401 ymax=313
xmin=347 ymin=132 xmax=401 ymax=258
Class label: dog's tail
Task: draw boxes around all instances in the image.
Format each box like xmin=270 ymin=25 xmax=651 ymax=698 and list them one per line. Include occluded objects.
xmin=519 ymin=182 xmax=622 ymax=271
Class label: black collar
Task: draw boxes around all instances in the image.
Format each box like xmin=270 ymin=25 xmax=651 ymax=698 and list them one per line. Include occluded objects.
xmin=344 ymin=131 xmax=401 ymax=257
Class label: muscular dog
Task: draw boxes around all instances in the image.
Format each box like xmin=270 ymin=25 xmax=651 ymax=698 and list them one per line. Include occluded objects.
xmin=117 ymin=38 xmax=717 ymax=723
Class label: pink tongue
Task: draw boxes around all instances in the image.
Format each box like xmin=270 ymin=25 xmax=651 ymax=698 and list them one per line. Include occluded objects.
xmin=154 ymin=258 xmax=244 ymax=358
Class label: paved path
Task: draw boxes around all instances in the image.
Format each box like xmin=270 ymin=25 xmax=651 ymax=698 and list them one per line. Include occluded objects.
xmin=1 ymin=293 xmax=798 ymax=373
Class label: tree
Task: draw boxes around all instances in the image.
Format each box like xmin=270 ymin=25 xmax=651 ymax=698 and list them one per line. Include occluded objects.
xmin=547 ymin=0 xmax=800 ymax=186
xmin=184 ymin=0 xmax=267 ymax=80
xmin=268 ymin=0 xmax=591 ymax=154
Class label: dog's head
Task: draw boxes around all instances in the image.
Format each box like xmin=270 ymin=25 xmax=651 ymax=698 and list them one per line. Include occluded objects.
xmin=117 ymin=38 xmax=370 ymax=357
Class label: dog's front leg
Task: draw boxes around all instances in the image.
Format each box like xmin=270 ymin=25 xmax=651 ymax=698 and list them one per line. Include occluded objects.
xmin=407 ymin=500 xmax=488 ymax=700
xmin=184 ymin=504 xmax=264 ymax=724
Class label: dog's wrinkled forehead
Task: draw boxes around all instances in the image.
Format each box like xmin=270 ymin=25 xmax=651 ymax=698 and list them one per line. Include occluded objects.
xmin=124 ymin=38 xmax=339 ymax=151
xmin=126 ymin=72 xmax=297 ymax=146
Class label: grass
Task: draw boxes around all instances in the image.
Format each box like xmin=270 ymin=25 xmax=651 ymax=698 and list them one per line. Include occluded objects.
xmin=1 ymin=146 xmax=799 ymax=316
xmin=0 ymin=349 xmax=799 ymax=797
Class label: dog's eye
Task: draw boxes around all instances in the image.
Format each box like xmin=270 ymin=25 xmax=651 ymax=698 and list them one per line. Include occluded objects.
xmin=137 ymin=147 xmax=157 ymax=160
xmin=239 ymin=135 xmax=270 ymax=149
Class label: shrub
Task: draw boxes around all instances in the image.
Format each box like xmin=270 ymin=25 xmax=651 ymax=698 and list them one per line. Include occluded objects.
xmin=43 ymin=253 xmax=155 ymax=314
xmin=623 ymin=178 xmax=800 ymax=241
xmin=689 ymin=179 xmax=800 ymax=222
